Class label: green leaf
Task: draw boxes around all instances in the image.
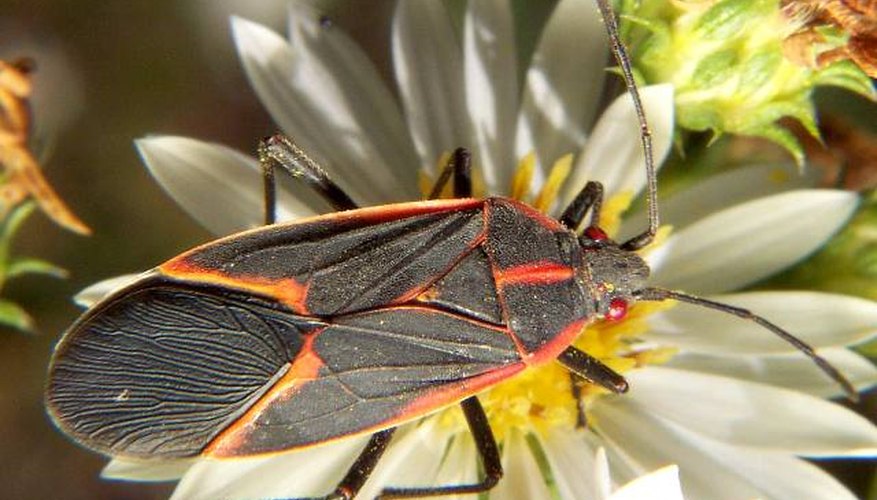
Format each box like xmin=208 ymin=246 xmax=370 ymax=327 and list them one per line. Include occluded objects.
xmin=795 ymin=104 xmax=821 ymax=140
xmin=0 ymin=202 xmax=37 ymax=267
xmin=0 ymin=201 xmax=37 ymax=242
xmin=676 ymin=101 xmax=722 ymax=132
xmin=0 ymin=299 xmax=35 ymax=333
xmin=751 ymin=96 xmax=820 ymax=140
xmin=744 ymin=96 xmax=812 ymax=128
xmin=869 ymin=468 xmax=877 ymax=500
xmin=857 ymin=337 xmax=877 ymax=360
xmin=691 ymin=49 xmax=739 ymax=89
xmin=6 ymin=257 xmax=68 ymax=280
xmin=737 ymin=50 xmax=781 ymax=96
xmin=694 ymin=0 xmax=762 ymax=41
xmin=815 ymin=24 xmax=850 ymax=46
xmin=813 ymin=60 xmax=876 ymax=99
xmin=746 ymin=124 xmax=805 ymax=166
xmin=622 ymin=14 xmax=668 ymax=36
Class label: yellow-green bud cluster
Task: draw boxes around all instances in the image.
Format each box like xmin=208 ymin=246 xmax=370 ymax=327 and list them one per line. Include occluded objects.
xmin=622 ymin=0 xmax=875 ymax=164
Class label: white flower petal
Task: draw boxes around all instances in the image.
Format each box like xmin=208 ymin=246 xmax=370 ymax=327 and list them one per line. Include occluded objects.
xmin=464 ymin=0 xmax=519 ymax=195
xmin=603 ymin=398 xmax=860 ymax=500
xmin=696 ymin=441 xmax=858 ymax=500
xmin=562 ymin=84 xmax=674 ymax=210
xmin=648 ymin=190 xmax=859 ymax=294
xmin=595 ymin=399 xmax=766 ymax=500
xmin=646 ymin=291 xmax=877 ymax=354
xmin=598 ymin=443 xmax=646 ymax=491
xmin=231 ymin=15 xmax=319 ymax=150
xmin=625 ymin=367 xmax=877 ymax=456
xmin=609 ymin=465 xmax=684 ymax=500
xmin=594 ymin=447 xmax=613 ymax=500
xmin=170 ymin=436 xmax=369 ymax=499
xmin=539 ymin=430 xmax=601 ymax=500
xmin=232 ymin=15 xmax=419 ymax=206
xmin=137 ymin=136 xmax=326 ymax=235
xmin=433 ymin=429 xmax=478 ymax=500
xmin=102 ymin=457 xmax=194 ymax=482
xmin=490 ymin=430 xmax=551 ymax=499
xmin=288 ymin=4 xmax=421 ymax=190
xmin=356 ymin=420 xmax=448 ymax=498
xmin=667 ymin=348 xmax=877 ymax=398
xmin=618 ymin=162 xmax=821 ymax=242
xmin=392 ymin=0 xmax=470 ymax=174
xmin=74 ymin=273 xmax=143 ymax=307
xmin=515 ymin=0 xmax=606 ymax=188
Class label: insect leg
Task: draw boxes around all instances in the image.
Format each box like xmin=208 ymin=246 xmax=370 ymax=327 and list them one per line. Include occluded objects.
xmin=260 ymin=145 xmax=278 ymax=225
xmin=258 ymin=134 xmax=359 ymax=225
xmin=569 ymin=374 xmax=588 ymax=428
xmin=557 ymin=346 xmax=629 ymax=394
xmin=427 ymin=148 xmax=472 ymax=199
xmin=378 ymin=396 xmax=502 ymax=498
xmin=559 ymin=181 xmax=604 ymax=231
xmin=311 ymin=429 xmax=397 ymax=500
xmin=559 ymin=346 xmax=628 ymax=427
xmin=559 ymin=181 xmax=610 ymax=424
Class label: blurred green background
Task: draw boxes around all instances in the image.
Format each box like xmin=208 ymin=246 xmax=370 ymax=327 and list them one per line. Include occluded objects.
xmin=0 ymin=1 xmax=874 ymax=499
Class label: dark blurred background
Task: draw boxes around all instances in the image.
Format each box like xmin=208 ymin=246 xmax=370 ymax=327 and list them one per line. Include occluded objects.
xmin=0 ymin=1 xmax=874 ymax=499
xmin=0 ymin=1 xmax=399 ymax=498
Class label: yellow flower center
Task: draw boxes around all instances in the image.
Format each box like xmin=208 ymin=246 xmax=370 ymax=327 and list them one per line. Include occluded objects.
xmin=422 ymin=154 xmax=676 ymax=439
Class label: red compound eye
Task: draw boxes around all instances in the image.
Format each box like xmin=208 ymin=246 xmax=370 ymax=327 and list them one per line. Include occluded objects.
xmin=606 ymin=297 xmax=628 ymax=321
xmin=583 ymin=226 xmax=608 ymax=242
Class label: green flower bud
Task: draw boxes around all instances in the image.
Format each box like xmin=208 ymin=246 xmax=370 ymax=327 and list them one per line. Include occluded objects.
xmin=622 ymin=0 xmax=875 ymax=164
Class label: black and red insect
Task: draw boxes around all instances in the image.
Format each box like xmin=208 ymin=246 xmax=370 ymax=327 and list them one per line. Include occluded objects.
xmin=45 ymin=3 xmax=856 ymax=499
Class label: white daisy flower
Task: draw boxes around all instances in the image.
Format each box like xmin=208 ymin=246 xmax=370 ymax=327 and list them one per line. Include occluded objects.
xmin=75 ymin=1 xmax=877 ymax=499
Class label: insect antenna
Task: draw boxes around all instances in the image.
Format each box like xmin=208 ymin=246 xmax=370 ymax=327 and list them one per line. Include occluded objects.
xmin=635 ymin=287 xmax=859 ymax=402
xmin=594 ymin=0 xmax=659 ymax=252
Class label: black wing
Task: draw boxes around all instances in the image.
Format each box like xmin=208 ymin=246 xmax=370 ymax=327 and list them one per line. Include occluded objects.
xmin=48 ymin=271 xmax=520 ymax=458
xmin=161 ymin=199 xmax=487 ymax=316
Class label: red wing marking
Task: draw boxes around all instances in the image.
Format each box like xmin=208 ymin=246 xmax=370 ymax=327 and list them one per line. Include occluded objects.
xmin=203 ymin=305 xmax=524 ymax=458
xmin=174 ymin=198 xmax=485 ymax=257
xmin=334 ymin=198 xmax=484 ymax=224
xmin=497 ymin=198 xmax=565 ymax=231
xmin=159 ymin=261 xmax=311 ymax=314
xmin=160 ymin=198 xmax=488 ymax=317
xmin=496 ymin=261 xmax=575 ymax=286
xmin=398 ymin=361 xmax=526 ymax=419
xmin=206 ymin=360 xmax=527 ymax=459
xmin=204 ymin=333 xmax=324 ymax=456
xmin=316 ymin=360 xmax=527 ymax=449
xmin=524 ymin=318 xmax=590 ymax=366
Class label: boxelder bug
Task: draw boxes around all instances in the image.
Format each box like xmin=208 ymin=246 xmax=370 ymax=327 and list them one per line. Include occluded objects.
xmin=45 ymin=1 xmax=857 ymax=498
